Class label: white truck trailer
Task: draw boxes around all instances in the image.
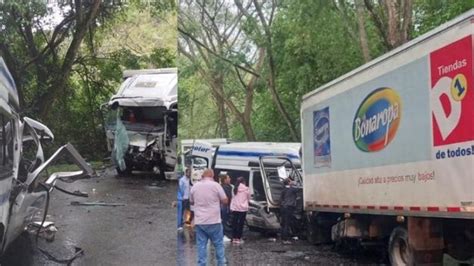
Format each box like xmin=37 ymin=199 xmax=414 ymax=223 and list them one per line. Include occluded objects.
xmin=300 ymin=10 xmax=474 ymax=265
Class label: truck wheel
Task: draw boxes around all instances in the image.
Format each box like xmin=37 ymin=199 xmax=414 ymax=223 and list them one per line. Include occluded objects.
xmin=389 ymin=227 xmax=414 ymax=266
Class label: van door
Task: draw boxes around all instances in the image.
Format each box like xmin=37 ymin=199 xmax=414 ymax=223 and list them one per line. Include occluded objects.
xmin=189 ymin=141 xmax=214 ymax=183
xmin=258 ymin=156 xmax=302 ymax=208
xmin=246 ymin=169 xmax=281 ymax=231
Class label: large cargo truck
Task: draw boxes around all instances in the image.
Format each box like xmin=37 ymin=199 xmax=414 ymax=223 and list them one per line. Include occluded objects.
xmin=103 ymin=69 xmax=177 ymax=179
xmin=300 ymin=11 xmax=474 ymax=265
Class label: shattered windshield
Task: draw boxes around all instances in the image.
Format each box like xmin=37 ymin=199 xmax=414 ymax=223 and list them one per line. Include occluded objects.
xmin=105 ymin=106 xmax=167 ymax=132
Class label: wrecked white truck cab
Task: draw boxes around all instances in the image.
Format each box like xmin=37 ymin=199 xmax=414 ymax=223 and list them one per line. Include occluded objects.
xmin=0 ymin=58 xmax=93 ymax=254
xmin=104 ymin=69 xmax=178 ymax=179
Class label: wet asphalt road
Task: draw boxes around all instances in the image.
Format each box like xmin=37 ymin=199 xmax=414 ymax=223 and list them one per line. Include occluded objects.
xmin=177 ymin=226 xmax=385 ymax=266
xmin=1 ymin=167 xmax=176 ymax=266
xmin=5 ymin=167 xmax=460 ymax=265
xmin=0 ymin=167 xmax=469 ymax=265
xmin=0 ymin=166 xmax=385 ymax=266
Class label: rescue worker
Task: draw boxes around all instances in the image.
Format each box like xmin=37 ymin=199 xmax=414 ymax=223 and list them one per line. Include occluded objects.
xmin=280 ymin=178 xmax=298 ymax=244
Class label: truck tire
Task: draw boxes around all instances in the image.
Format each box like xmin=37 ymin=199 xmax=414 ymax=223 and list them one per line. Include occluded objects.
xmin=389 ymin=227 xmax=414 ymax=266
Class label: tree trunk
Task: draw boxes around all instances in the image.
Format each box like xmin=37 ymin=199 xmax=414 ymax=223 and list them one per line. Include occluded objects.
xmin=211 ymin=87 xmax=229 ymax=138
xmin=37 ymin=0 xmax=101 ymax=118
xmin=241 ymin=115 xmax=256 ymax=141
xmin=250 ymin=0 xmax=299 ymax=141
xmin=385 ymin=0 xmax=399 ymax=48
xmin=355 ymin=0 xmax=371 ymax=62
xmin=365 ymin=0 xmax=413 ymax=50
xmin=266 ymin=52 xmax=299 ymax=141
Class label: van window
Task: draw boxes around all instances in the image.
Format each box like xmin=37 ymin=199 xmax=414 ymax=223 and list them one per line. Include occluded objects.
xmin=192 ymin=156 xmax=208 ymax=169
xmin=251 ymin=171 xmax=266 ymax=201
xmin=0 ymin=115 xmax=14 ymax=180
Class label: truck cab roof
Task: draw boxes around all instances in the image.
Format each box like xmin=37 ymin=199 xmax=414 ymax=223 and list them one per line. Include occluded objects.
xmin=108 ymin=68 xmax=177 ymax=109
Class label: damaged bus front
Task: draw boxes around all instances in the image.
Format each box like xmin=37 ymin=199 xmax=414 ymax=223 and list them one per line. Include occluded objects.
xmin=104 ymin=69 xmax=178 ymax=179
xmin=0 ymin=58 xmax=93 ymax=254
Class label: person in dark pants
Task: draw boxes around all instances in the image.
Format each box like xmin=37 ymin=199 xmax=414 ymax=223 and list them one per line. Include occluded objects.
xmin=220 ymin=174 xmax=232 ymax=240
xmin=230 ymin=176 xmax=250 ymax=244
xmin=280 ymin=178 xmax=298 ymax=244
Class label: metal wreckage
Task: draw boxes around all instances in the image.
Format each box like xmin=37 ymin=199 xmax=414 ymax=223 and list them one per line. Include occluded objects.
xmin=102 ymin=68 xmax=178 ymax=180
xmin=0 ymin=58 xmax=93 ymax=261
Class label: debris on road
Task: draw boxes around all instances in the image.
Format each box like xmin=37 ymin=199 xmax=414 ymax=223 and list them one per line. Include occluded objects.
xmin=55 ymin=185 xmax=89 ymax=197
xmin=27 ymin=221 xmax=58 ymax=242
xmin=70 ymin=201 xmax=126 ymax=207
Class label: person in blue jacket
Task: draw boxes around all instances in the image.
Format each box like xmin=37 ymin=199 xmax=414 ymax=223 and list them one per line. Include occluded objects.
xmin=177 ymin=168 xmax=191 ymax=231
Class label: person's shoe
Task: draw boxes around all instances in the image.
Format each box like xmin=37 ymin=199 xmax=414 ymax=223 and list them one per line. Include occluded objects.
xmin=223 ymin=236 xmax=231 ymax=243
xmin=282 ymin=240 xmax=292 ymax=245
xmin=232 ymin=239 xmax=240 ymax=244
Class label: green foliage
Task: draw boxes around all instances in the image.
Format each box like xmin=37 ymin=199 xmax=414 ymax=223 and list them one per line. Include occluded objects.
xmin=0 ymin=1 xmax=177 ymax=160
xmin=414 ymin=0 xmax=474 ymax=37
xmin=178 ymin=0 xmax=473 ymax=143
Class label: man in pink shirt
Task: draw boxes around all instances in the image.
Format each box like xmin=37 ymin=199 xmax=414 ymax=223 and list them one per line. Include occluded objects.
xmin=190 ymin=169 xmax=228 ymax=266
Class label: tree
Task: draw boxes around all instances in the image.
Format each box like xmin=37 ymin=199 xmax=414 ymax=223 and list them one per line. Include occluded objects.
xmin=234 ymin=0 xmax=299 ymax=141
xmin=179 ymin=0 xmax=264 ymax=140
xmin=0 ymin=0 xmax=107 ymax=117
xmin=364 ymin=0 xmax=414 ymax=50
xmin=0 ymin=1 xmax=177 ymax=159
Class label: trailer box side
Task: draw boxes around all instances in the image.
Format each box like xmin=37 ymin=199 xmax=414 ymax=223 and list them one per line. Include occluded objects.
xmin=301 ymin=11 xmax=474 ymax=220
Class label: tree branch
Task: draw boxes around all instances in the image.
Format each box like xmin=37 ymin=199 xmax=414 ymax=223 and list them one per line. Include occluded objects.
xmin=179 ymin=27 xmax=260 ymax=77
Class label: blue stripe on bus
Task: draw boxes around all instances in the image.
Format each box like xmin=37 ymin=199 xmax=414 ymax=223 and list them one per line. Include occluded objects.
xmin=216 ymin=150 xmax=299 ymax=159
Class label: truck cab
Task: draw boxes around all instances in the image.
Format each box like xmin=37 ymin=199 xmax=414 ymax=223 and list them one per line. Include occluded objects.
xmin=103 ymin=69 xmax=177 ymax=179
